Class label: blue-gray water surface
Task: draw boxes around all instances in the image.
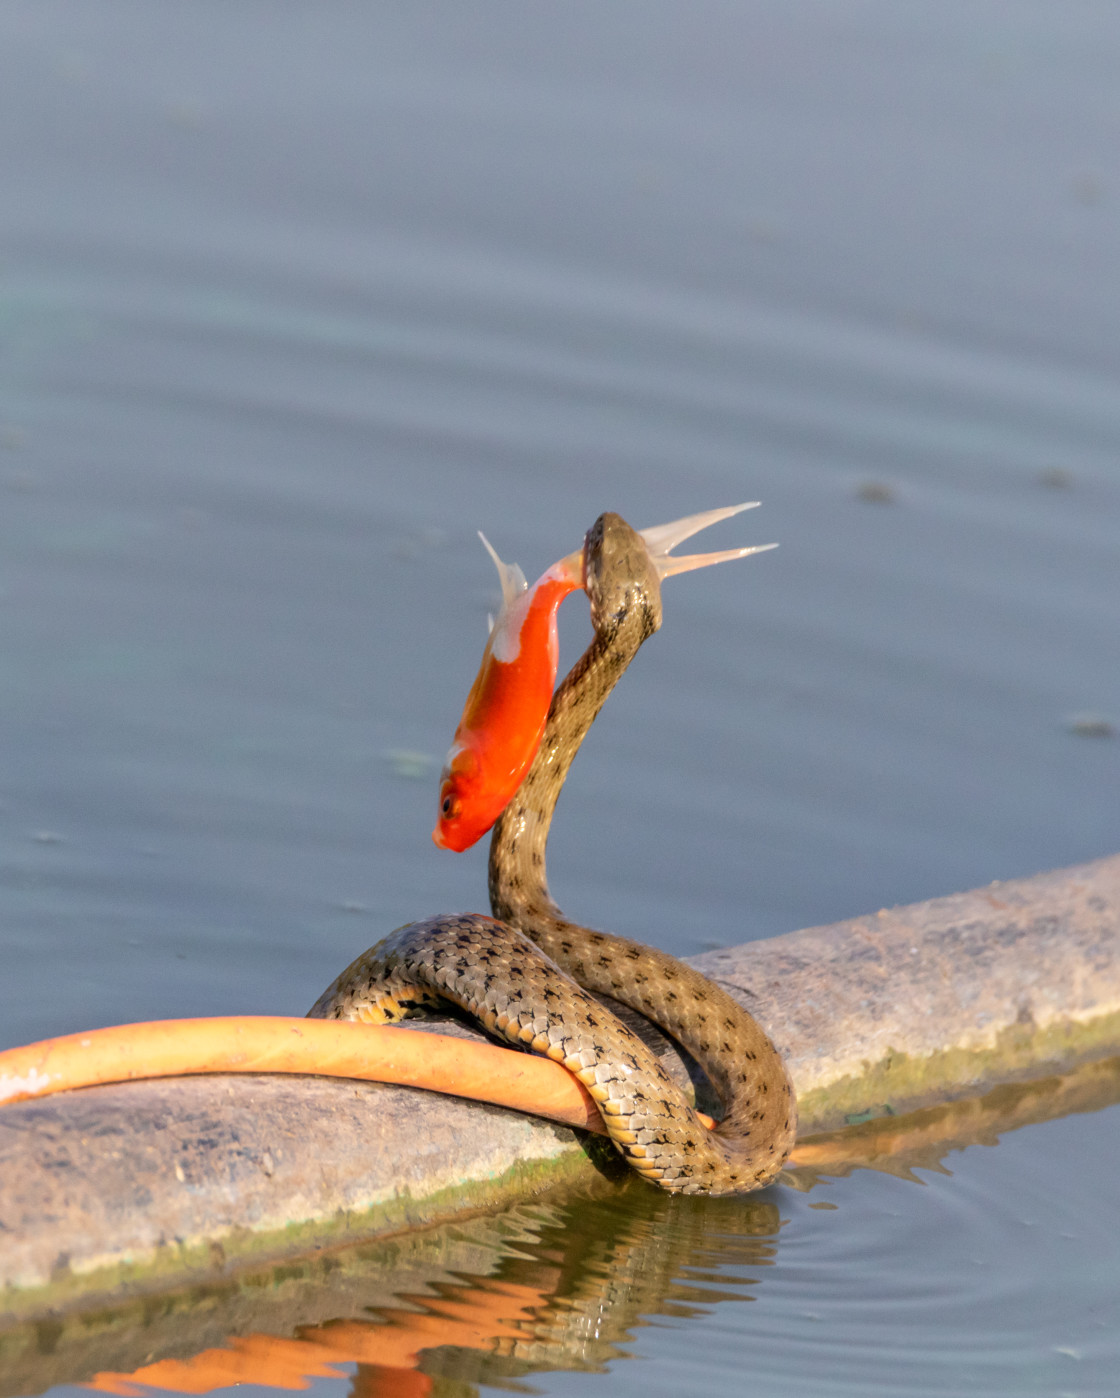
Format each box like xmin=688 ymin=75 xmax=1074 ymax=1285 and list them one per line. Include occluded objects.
xmin=1 ymin=3 xmax=1118 ymax=1395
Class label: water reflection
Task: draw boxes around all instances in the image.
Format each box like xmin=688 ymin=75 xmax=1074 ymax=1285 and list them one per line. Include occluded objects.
xmin=79 ymin=1188 xmax=780 ymax=1398
xmin=789 ymin=1052 xmax=1120 ymax=1185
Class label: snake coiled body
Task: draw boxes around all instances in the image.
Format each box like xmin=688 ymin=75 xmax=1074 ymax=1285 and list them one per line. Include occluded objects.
xmin=310 ymin=513 xmax=796 ymax=1194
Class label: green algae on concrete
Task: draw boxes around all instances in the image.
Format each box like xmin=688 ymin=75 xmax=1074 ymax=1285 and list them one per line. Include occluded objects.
xmin=793 ymin=1009 xmax=1120 ymax=1135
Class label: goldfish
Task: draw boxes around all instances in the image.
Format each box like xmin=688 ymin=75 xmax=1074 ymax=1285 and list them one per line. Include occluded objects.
xmin=431 ymin=537 xmax=584 ymax=852
xmin=432 ymin=504 xmax=776 ymax=852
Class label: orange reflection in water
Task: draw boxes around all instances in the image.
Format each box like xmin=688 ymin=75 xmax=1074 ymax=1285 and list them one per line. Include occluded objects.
xmin=85 ymin=1278 xmax=550 ymax=1397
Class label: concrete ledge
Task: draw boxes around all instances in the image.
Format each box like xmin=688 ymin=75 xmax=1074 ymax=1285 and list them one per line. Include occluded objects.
xmin=2 ymin=852 xmax=1119 ymax=1324
xmin=696 ymin=852 xmax=1120 ymax=1131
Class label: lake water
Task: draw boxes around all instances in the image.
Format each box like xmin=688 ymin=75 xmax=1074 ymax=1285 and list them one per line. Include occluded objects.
xmin=1 ymin=3 xmax=1118 ymax=1395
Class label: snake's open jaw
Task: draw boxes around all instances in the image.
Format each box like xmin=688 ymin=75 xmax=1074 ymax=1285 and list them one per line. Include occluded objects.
xmin=639 ymin=503 xmax=777 ymax=579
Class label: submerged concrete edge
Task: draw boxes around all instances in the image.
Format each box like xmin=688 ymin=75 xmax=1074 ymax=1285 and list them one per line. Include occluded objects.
xmin=2 ymin=851 xmax=1119 ymax=1323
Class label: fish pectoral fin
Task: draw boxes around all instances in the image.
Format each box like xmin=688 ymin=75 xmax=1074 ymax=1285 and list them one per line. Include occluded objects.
xmin=639 ymin=503 xmax=778 ymax=579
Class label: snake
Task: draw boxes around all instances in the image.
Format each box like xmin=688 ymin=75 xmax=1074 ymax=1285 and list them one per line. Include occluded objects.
xmin=309 ymin=512 xmax=796 ymax=1194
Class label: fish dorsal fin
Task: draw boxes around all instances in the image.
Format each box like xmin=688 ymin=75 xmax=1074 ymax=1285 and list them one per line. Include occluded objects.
xmin=478 ymin=532 xmax=528 ymax=615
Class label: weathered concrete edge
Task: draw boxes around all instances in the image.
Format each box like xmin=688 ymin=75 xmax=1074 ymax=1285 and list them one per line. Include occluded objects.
xmin=0 ymin=1070 xmax=621 ymax=1326
xmin=2 ymin=851 xmax=1118 ymax=1323
xmin=696 ymin=850 xmax=1120 ymax=1132
xmin=0 ymin=1108 xmax=607 ymax=1328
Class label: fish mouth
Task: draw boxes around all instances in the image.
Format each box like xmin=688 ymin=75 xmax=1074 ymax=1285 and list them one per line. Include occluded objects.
xmin=431 ymin=825 xmax=449 ymax=849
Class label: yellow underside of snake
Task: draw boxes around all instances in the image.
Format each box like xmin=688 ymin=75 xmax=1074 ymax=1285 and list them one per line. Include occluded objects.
xmin=309 ymin=512 xmax=796 ymax=1195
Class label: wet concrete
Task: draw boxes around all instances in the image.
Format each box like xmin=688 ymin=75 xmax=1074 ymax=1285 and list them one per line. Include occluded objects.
xmin=2 ymin=852 xmax=1118 ymax=1324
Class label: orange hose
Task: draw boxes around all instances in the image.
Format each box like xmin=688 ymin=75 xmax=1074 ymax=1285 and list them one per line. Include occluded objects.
xmin=0 ymin=1016 xmax=718 ymax=1134
xmin=0 ymin=1017 xmax=615 ymax=1131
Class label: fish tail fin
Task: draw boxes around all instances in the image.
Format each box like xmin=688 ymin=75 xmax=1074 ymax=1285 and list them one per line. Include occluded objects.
xmin=639 ymin=503 xmax=777 ymax=579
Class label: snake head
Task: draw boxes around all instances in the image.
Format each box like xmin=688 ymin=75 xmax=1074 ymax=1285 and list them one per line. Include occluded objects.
xmin=584 ymin=513 xmax=663 ymax=637
xmin=585 ymin=504 xmax=777 ymax=636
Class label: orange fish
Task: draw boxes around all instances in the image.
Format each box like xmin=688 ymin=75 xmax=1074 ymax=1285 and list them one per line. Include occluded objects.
xmin=431 ymin=538 xmax=584 ymax=852
xmin=432 ymin=504 xmax=776 ymax=852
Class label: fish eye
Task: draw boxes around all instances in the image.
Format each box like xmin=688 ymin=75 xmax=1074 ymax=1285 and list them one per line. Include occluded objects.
xmin=441 ymin=795 xmax=454 ymax=817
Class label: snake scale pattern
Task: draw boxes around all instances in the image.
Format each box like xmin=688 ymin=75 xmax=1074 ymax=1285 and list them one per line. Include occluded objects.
xmin=310 ymin=512 xmax=796 ymax=1194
